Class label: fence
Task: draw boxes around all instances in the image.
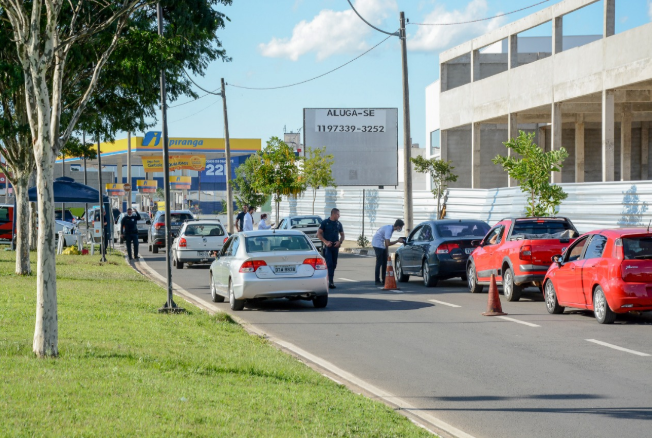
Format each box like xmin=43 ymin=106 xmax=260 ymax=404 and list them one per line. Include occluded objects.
xmin=278 ymin=181 xmax=652 ymax=240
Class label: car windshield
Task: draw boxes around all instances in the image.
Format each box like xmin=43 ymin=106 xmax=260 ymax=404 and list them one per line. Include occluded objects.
xmin=159 ymin=213 xmax=194 ymax=224
xmin=436 ymin=223 xmax=489 ymax=238
xmin=290 ymin=217 xmax=322 ymax=228
xmin=185 ymin=224 xmax=224 ymax=237
xmin=511 ymin=220 xmax=577 ymax=239
xmin=623 ymin=236 xmax=652 ymax=259
xmin=245 ymin=235 xmax=313 ymax=253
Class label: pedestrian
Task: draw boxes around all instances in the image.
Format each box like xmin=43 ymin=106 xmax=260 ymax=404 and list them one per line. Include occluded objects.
xmin=372 ymin=219 xmax=405 ymax=285
xmin=121 ymin=207 xmax=142 ymax=260
xmin=317 ymin=208 xmax=345 ymax=289
xmin=258 ymin=213 xmax=272 ymax=230
xmin=243 ymin=206 xmax=255 ymax=231
xmin=235 ymin=204 xmax=247 ymax=232
xmin=101 ymin=207 xmax=111 ymax=258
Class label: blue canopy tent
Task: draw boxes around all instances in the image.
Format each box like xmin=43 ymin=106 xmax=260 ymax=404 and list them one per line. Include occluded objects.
xmin=12 ymin=177 xmax=111 ymax=248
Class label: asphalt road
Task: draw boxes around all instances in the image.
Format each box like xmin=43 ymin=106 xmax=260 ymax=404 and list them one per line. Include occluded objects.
xmin=135 ymin=245 xmax=652 ymax=438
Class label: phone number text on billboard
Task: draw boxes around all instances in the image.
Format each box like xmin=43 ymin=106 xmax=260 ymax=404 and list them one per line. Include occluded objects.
xmin=316 ymin=125 xmax=385 ymax=133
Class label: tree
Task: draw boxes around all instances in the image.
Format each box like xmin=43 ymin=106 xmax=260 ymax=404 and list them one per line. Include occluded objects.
xmin=492 ymin=131 xmax=569 ymax=217
xmin=303 ymin=147 xmax=336 ymax=214
xmin=0 ymin=0 xmax=231 ymax=357
xmin=411 ymin=156 xmax=458 ymax=220
xmin=233 ymin=155 xmax=267 ymax=210
xmin=250 ymin=137 xmax=304 ymax=224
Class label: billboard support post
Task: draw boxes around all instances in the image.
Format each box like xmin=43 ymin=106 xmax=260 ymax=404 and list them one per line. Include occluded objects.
xmin=400 ymin=11 xmax=413 ymax=234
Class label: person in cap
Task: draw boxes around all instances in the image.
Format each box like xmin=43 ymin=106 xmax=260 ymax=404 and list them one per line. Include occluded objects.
xmin=371 ymin=219 xmax=405 ymax=285
xmin=317 ymin=208 xmax=345 ymax=289
xmin=121 ymin=207 xmax=142 ymax=260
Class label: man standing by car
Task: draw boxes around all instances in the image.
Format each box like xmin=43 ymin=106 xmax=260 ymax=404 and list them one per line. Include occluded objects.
xmin=121 ymin=207 xmax=142 ymax=260
xmin=372 ymin=219 xmax=405 ymax=285
xmin=317 ymin=208 xmax=345 ymax=289
xmin=243 ymin=206 xmax=255 ymax=231
xmin=235 ymin=204 xmax=247 ymax=232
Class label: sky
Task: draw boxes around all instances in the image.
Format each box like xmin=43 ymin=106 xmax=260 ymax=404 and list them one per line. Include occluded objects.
xmin=160 ymin=0 xmax=652 ymax=150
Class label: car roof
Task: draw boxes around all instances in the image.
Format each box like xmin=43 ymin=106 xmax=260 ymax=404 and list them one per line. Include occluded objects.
xmin=421 ymin=219 xmax=488 ymax=225
xmin=286 ymin=215 xmax=322 ymax=219
xmin=240 ymin=229 xmax=305 ymax=238
xmin=183 ymin=220 xmax=224 ymax=226
xmin=584 ymin=228 xmax=652 ymax=238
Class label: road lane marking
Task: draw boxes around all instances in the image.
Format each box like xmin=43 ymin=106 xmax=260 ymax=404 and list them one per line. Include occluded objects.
xmin=429 ymin=299 xmax=461 ymax=308
xmin=586 ymin=339 xmax=651 ymax=357
xmin=496 ymin=316 xmax=541 ymax=327
xmin=338 ymin=278 xmax=359 ymax=282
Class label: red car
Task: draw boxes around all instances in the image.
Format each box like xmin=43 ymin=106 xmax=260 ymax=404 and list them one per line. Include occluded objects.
xmin=0 ymin=204 xmax=14 ymax=241
xmin=543 ymin=229 xmax=652 ymax=324
xmin=467 ymin=217 xmax=578 ymax=301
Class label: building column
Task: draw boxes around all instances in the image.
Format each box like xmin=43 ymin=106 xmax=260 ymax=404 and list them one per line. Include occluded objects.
xmin=604 ymin=0 xmax=615 ymax=38
xmin=553 ymin=16 xmax=564 ymax=54
xmin=508 ymin=113 xmax=518 ymax=187
xmin=575 ymin=114 xmax=585 ymax=183
xmin=538 ymin=124 xmax=547 ymax=152
xmin=508 ymin=35 xmax=518 ymax=69
xmin=440 ymin=130 xmax=448 ymax=162
xmin=642 ymin=122 xmax=650 ymax=180
xmin=440 ymin=63 xmax=448 ymax=92
xmin=471 ymin=49 xmax=481 ymax=82
xmin=472 ymin=123 xmax=481 ymax=188
xmin=551 ymin=102 xmax=562 ymax=183
xmin=621 ymin=105 xmax=632 ymax=181
xmin=602 ymin=89 xmax=615 ymax=181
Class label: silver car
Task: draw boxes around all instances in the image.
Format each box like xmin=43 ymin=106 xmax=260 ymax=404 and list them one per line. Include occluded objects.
xmin=276 ymin=215 xmax=323 ymax=250
xmin=209 ymin=230 xmax=329 ymax=310
xmin=171 ymin=220 xmax=228 ymax=268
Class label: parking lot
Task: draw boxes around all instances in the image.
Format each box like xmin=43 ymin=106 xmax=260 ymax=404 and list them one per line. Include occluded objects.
xmin=135 ymin=245 xmax=652 ymax=438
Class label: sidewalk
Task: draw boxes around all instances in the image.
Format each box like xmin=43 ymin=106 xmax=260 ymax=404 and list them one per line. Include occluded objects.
xmin=340 ymin=240 xmax=399 ymax=256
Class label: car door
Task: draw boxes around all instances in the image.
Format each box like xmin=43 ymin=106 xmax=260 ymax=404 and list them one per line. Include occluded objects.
xmin=580 ymin=234 xmax=609 ymax=308
xmin=553 ymin=234 xmax=590 ymax=305
xmin=220 ymin=236 xmax=240 ymax=287
xmin=474 ymin=225 xmax=504 ymax=281
xmin=413 ymin=224 xmax=434 ymax=271
xmin=401 ymin=226 xmax=423 ymax=271
xmin=215 ymin=236 xmax=234 ymax=289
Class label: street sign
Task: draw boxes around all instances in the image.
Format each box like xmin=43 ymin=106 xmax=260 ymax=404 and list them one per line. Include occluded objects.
xmin=123 ymin=183 xmax=132 ymax=191
xmin=304 ymin=108 xmax=398 ymax=186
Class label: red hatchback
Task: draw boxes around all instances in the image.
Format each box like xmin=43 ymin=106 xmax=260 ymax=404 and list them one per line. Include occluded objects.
xmin=543 ymin=229 xmax=652 ymax=324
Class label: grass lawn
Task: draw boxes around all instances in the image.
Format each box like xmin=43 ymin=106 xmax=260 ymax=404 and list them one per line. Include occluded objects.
xmin=0 ymin=250 xmax=432 ymax=437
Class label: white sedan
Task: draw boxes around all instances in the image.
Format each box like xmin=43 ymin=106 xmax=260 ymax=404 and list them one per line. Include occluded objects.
xmin=209 ymin=230 xmax=329 ymax=310
xmin=172 ymin=220 xmax=228 ymax=269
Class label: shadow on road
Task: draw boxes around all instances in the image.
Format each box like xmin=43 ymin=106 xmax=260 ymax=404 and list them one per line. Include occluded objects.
xmin=242 ymin=296 xmax=434 ymax=313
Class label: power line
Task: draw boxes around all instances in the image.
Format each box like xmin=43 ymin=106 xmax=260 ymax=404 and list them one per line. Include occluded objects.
xmin=409 ymin=0 xmax=550 ymax=26
xmin=227 ymin=33 xmax=394 ymax=91
xmin=183 ymin=70 xmax=223 ymax=96
xmin=346 ymin=0 xmax=398 ymax=36
xmin=168 ymin=91 xmax=214 ymax=109
xmin=169 ymin=98 xmax=222 ymax=124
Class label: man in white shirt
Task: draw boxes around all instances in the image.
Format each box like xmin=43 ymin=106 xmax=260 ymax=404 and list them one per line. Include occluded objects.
xmin=243 ymin=206 xmax=255 ymax=231
xmin=371 ymin=219 xmax=405 ymax=285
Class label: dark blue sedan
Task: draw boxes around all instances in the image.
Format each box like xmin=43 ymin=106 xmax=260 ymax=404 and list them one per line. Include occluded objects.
xmin=395 ymin=219 xmax=490 ymax=287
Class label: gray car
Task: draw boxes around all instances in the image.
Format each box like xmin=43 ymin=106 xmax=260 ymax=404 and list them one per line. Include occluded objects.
xmin=276 ymin=215 xmax=323 ymax=250
xmin=148 ymin=210 xmax=194 ymax=254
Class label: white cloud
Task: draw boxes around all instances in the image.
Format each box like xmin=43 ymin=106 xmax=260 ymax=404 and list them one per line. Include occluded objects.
xmin=409 ymin=0 xmax=505 ymax=52
xmin=259 ymin=0 xmax=397 ymax=61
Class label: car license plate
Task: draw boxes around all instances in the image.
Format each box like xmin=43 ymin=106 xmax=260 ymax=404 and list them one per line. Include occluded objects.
xmin=274 ymin=265 xmax=296 ymax=274
xmin=465 ymin=248 xmax=474 ymax=254
xmin=197 ymin=251 xmax=209 ymax=258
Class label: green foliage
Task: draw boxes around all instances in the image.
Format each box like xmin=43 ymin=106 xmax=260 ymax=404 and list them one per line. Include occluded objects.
xmin=60 ymin=137 xmax=97 ymax=160
xmin=492 ymin=131 xmax=569 ymax=217
xmin=357 ymin=235 xmax=370 ymax=248
xmin=234 ymin=156 xmax=267 ymax=210
xmin=411 ymin=156 xmax=458 ymax=219
xmin=303 ymin=147 xmax=336 ymax=214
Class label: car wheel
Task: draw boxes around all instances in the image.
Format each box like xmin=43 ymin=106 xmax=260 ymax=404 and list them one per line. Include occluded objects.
xmin=503 ymin=268 xmax=522 ymax=302
xmin=593 ymin=286 xmax=616 ymax=324
xmin=174 ymin=257 xmax=184 ymax=269
xmin=152 ymin=245 xmax=158 ymax=254
xmin=423 ymin=260 xmax=438 ymax=287
xmin=467 ymin=261 xmax=484 ymax=293
xmin=313 ymin=294 xmax=328 ymax=308
xmin=395 ymin=256 xmax=410 ymax=282
xmin=544 ymin=280 xmax=565 ymax=314
xmin=229 ymin=280 xmax=245 ymax=311
xmin=210 ymin=274 xmax=225 ymax=303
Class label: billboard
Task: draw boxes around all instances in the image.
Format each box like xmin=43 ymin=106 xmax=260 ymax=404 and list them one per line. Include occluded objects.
xmin=141 ymin=155 xmax=206 ymax=172
xmin=199 ymin=156 xmax=249 ymax=183
xmin=170 ymin=176 xmax=191 ymax=190
xmin=106 ymin=184 xmax=126 ymax=196
xmin=136 ymin=180 xmax=157 ymax=193
xmin=304 ymin=108 xmax=398 ymax=186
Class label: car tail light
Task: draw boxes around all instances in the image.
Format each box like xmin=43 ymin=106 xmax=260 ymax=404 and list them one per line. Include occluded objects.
xmin=223 ymin=237 xmax=228 ymax=244
xmin=436 ymin=243 xmax=459 ymax=254
xmin=613 ymin=238 xmax=623 ymax=259
xmin=154 ymin=222 xmax=165 ymax=230
xmin=239 ymin=260 xmax=267 ymax=273
xmin=303 ymin=257 xmax=327 ymax=270
xmin=179 ymin=238 xmax=187 ymax=248
xmin=519 ymin=245 xmax=532 ymax=262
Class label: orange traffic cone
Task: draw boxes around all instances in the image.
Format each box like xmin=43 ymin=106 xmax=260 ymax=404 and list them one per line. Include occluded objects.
xmin=383 ymin=254 xmax=399 ymax=290
xmin=482 ymin=273 xmax=507 ymax=316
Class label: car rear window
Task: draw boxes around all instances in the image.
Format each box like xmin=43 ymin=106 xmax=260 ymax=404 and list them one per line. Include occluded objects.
xmin=511 ymin=220 xmax=577 ymax=240
xmin=0 ymin=207 xmax=10 ymax=224
xmin=245 ymin=235 xmax=313 ymax=253
xmin=290 ymin=217 xmax=322 ymax=228
xmin=159 ymin=213 xmax=194 ymax=224
xmin=185 ymin=224 xmax=224 ymax=237
xmin=623 ymin=236 xmax=652 ymax=260
xmin=436 ymin=223 xmax=489 ymax=238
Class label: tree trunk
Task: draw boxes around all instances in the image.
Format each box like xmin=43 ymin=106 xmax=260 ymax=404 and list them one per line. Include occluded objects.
xmin=30 ymin=202 xmax=38 ymax=251
xmin=436 ymin=186 xmax=441 ymax=220
xmin=312 ymin=188 xmax=316 ymax=215
xmin=14 ymin=175 xmax=31 ymax=275
xmin=33 ymin=146 xmax=58 ymax=358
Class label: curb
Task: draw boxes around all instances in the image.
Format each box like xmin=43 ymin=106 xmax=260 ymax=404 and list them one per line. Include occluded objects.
xmin=343 ymin=248 xmax=370 ymax=256
xmin=127 ymin=253 xmax=475 ymax=438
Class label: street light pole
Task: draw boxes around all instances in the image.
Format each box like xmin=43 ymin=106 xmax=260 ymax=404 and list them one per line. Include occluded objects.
xmin=399 ymin=11 xmax=413 ymax=234
xmin=221 ymin=78 xmax=234 ymax=234
xmin=97 ymin=134 xmax=106 ymax=262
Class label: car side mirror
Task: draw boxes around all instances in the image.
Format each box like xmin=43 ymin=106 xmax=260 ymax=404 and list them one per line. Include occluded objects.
xmin=552 ymin=254 xmax=563 ymax=265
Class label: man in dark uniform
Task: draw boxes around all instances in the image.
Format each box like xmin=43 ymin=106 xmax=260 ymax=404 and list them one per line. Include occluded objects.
xmin=317 ymin=208 xmax=345 ymax=289
xmin=120 ymin=207 xmax=142 ymax=260
xmin=235 ymin=204 xmax=248 ymax=232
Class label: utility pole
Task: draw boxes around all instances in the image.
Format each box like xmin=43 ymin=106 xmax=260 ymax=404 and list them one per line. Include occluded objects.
xmin=157 ymin=3 xmax=183 ymax=313
xmin=221 ymin=78 xmax=234 ymax=234
xmin=97 ymin=134 xmax=106 ymax=262
xmin=83 ymin=132 xmax=89 ymax=235
xmin=400 ymin=11 xmax=413 ymax=234
xmin=127 ymin=132 xmax=132 ymax=210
